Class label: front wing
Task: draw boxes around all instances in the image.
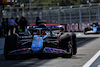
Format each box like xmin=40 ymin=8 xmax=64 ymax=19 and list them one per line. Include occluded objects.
xmin=8 ymin=47 xmax=72 ymax=55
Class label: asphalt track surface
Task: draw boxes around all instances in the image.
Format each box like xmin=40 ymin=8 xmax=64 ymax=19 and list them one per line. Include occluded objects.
xmin=0 ymin=33 xmax=100 ymax=67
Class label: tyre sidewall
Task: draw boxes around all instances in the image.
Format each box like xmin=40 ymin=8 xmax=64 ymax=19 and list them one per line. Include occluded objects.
xmin=71 ymin=33 xmax=77 ymax=55
xmin=4 ymin=35 xmax=18 ymax=59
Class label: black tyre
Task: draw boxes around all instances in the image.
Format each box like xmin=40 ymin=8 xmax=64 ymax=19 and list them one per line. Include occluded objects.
xmin=59 ymin=34 xmax=70 ymax=50
xmin=4 ymin=35 xmax=18 ymax=60
xmin=59 ymin=34 xmax=73 ymax=58
xmin=71 ymin=33 xmax=77 ymax=55
xmin=84 ymin=29 xmax=87 ymax=35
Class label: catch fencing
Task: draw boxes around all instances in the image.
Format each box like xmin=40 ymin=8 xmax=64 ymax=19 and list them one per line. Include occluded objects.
xmin=2 ymin=3 xmax=100 ymax=24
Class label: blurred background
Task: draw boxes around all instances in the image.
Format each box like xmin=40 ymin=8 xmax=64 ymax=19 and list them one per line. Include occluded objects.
xmin=1 ymin=0 xmax=100 ymax=24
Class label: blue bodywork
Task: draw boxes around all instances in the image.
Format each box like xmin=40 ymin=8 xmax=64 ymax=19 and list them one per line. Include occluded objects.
xmin=31 ymin=40 xmax=43 ymax=51
xmin=93 ymin=27 xmax=97 ymax=33
xmin=31 ymin=35 xmax=47 ymax=51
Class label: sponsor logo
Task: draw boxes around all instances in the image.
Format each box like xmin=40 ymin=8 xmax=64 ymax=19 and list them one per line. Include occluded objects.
xmin=62 ymin=22 xmax=91 ymax=32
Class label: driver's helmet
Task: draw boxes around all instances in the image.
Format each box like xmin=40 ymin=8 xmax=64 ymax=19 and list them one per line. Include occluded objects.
xmin=38 ymin=23 xmax=47 ymax=28
xmin=93 ymin=22 xmax=99 ymax=26
xmin=93 ymin=22 xmax=97 ymax=24
xmin=41 ymin=30 xmax=46 ymax=35
xmin=36 ymin=30 xmax=40 ymax=35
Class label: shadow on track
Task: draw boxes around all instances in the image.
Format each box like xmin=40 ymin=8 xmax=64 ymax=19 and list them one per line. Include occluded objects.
xmin=77 ymin=37 xmax=99 ymax=47
xmin=0 ymin=54 xmax=72 ymax=67
xmin=0 ymin=54 xmax=57 ymax=67
xmin=18 ymin=54 xmax=59 ymax=60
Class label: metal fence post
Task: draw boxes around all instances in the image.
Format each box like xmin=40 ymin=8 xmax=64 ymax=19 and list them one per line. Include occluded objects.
xmin=58 ymin=7 xmax=62 ymax=23
xmin=64 ymin=9 xmax=66 ymax=23
xmin=89 ymin=3 xmax=92 ymax=22
xmin=22 ymin=4 xmax=24 ymax=16
xmin=49 ymin=7 xmax=52 ymax=23
xmin=70 ymin=6 xmax=73 ymax=23
xmin=98 ymin=3 xmax=100 ymax=22
xmin=10 ymin=6 xmax=12 ymax=18
xmin=79 ymin=5 xmax=82 ymax=23
xmin=29 ymin=0 xmax=32 ymax=23
xmin=39 ymin=11 xmax=42 ymax=20
xmin=16 ymin=9 xmax=19 ymax=18
xmin=20 ymin=3 xmax=24 ymax=17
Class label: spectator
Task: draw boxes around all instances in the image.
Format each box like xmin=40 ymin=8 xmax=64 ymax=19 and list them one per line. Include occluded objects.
xmin=36 ymin=17 xmax=40 ymax=26
xmin=15 ymin=18 xmax=19 ymax=33
xmin=19 ymin=16 xmax=28 ymax=32
xmin=2 ymin=18 xmax=5 ymax=36
xmin=5 ymin=18 xmax=9 ymax=36
xmin=8 ymin=17 xmax=18 ymax=35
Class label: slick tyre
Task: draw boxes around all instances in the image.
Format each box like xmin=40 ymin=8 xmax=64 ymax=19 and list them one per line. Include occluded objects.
xmin=4 ymin=35 xmax=18 ymax=60
xmin=71 ymin=33 xmax=77 ymax=55
xmin=59 ymin=34 xmax=70 ymax=50
xmin=59 ymin=34 xmax=73 ymax=58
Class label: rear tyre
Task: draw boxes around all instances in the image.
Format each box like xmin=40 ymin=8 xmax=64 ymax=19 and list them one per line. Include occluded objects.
xmin=71 ymin=33 xmax=77 ymax=55
xmin=59 ymin=34 xmax=73 ymax=58
xmin=4 ymin=35 xmax=18 ymax=60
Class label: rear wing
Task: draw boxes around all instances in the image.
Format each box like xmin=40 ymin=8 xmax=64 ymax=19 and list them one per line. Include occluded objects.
xmin=29 ymin=23 xmax=59 ymax=26
xmin=27 ymin=24 xmax=64 ymax=30
xmin=27 ymin=23 xmax=64 ymax=30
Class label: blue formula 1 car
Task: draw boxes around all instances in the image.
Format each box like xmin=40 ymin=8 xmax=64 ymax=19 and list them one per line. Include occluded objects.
xmin=4 ymin=25 xmax=77 ymax=60
xmin=84 ymin=22 xmax=100 ymax=35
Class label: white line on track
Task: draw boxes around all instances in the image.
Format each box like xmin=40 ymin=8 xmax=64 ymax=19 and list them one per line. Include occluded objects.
xmin=82 ymin=50 xmax=100 ymax=67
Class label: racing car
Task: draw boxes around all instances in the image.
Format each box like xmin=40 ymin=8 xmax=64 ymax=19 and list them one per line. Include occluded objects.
xmin=4 ymin=23 xmax=77 ymax=60
xmin=84 ymin=22 xmax=100 ymax=34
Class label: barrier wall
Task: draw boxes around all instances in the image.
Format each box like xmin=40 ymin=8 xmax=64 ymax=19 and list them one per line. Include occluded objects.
xmin=61 ymin=23 xmax=92 ymax=32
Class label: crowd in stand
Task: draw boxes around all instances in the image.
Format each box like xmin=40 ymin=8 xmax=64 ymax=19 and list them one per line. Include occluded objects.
xmin=0 ymin=16 xmax=28 ymax=37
